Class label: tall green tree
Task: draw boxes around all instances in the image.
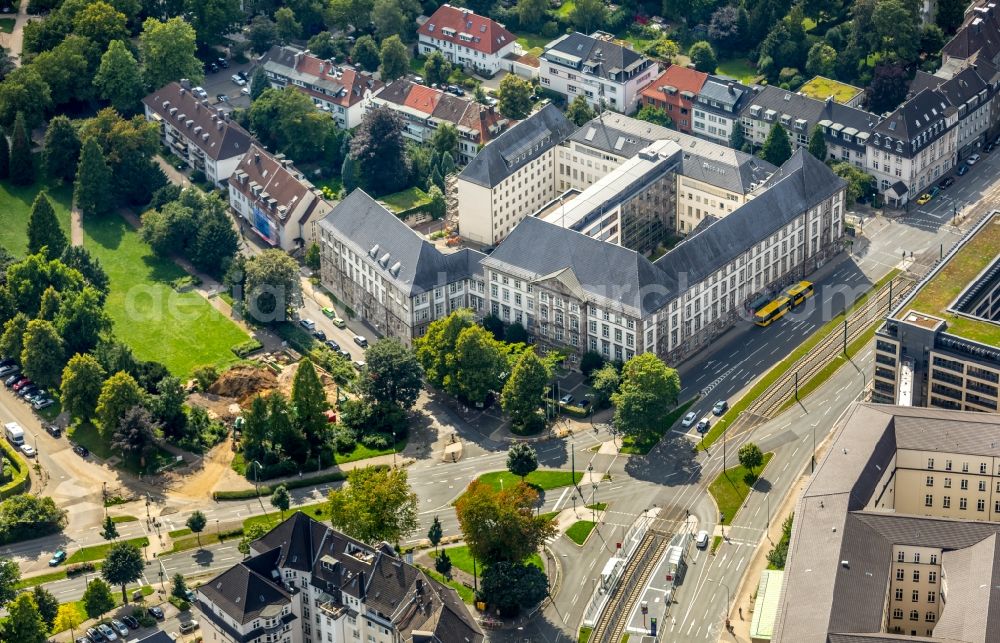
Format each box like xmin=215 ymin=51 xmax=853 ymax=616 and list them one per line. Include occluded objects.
xmin=0 ymin=314 xmax=29 ymax=367
xmin=805 ymin=42 xmax=837 ymax=78
xmin=238 ymin=523 xmax=270 ymax=556
xmin=739 ymin=442 xmax=764 ymax=475
xmin=71 ymin=0 xmax=128 ymax=50
xmin=2 ymin=593 xmax=47 ymax=643
xmin=186 ymin=510 xmax=207 ymax=545
xmin=81 ymin=580 xmax=114 ymax=620
xmin=0 ymin=66 xmax=51 ymax=129
xmin=611 ymin=353 xmax=680 ymax=445
xmin=8 ymin=113 xmax=34 ymax=187
xmin=352 ymin=35 xmax=381 ymax=72
xmin=497 ymin=74 xmax=533 ymax=120
xmin=242 ymin=249 xmax=300 ymax=324
xmin=249 ymin=65 xmax=270 ymax=101
xmin=248 ymin=15 xmax=278 ymax=53
xmin=415 ymin=310 xmax=474 ymax=390
xmin=479 ymin=560 xmax=548 ymax=615
xmin=357 ymin=338 xmax=423 ymax=411
xmin=274 ymin=6 xmax=302 ymax=43
xmin=184 ymin=0 xmax=241 ymax=46
xmin=27 ymin=192 xmax=66 ymax=260
xmin=101 ymin=541 xmax=144 ymax=603
xmin=349 ymin=106 xmax=410 ymax=195
xmin=571 ymin=0 xmax=606 ymax=32
xmin=56 ymin=286 xmax=112 ymax=357
xmin=453 ymin=325 xmax=506 ymax=404
xmin=591 ymin=362 xmax=620 ymax=408
xmin=936 ymin=0 xmax=966 ymax=32
xmin=379 ymin=35 xmax=409 ymax=82
xmin=730 ymin=120 xmax=747 ymax=151
xmin=94 ymin=40 xmax=145 ymax=114
xmin=139 ymin=17 xmax=202 ymax=89
xmin=688 ymin=41 xmax=718 ymax=73
xmin=95 ymin=371 xmax=145 ymax=437
xmin=500 ymin=350 xmax=548 ymax=429
xmin=31 ymin=35 xmax=97 ymax=108
xmin=38 ymin=286 xmax=60 ymax=322
xmin=42 ymin=115 xmax=80 ymax=182
xmin=53 ymin=605 xmax=82 ymax=641
xmin=372 ymin=0 xmax=405 ymax=40
xmin=100 ymin=515 xmax=119 ymax=541
xmin=807 ymin=126 xmax=827 ymax=162
xmin=61 ymin=246 xmax=109 ymax=295
xmin=516 ymin=0 xmax=548 ymax=29
xmin=0 ymin=125 xmax=8 ymax=180
xmin=427 ymin=515 xmax=443 ymax=552
xmin=31 ymin=586 xmax=58 ymax=632
xmin=506 ymin=441 xmax=538 ymax=480
xmin=327 ymin=466 xmax=418 ymax=545
xmin=423 ymin=49 xmax=452 ymax=86
xmin=110 ymin=405 xmax=158 ymax=467
xmin=290 ymin=358 xmax=328 ymax=454
xmin=21 ymin=319 xmax=65 ymax=388
xmin=455 ymin=479 xmax=554 ymax=565
xmin=830 ymin=161 xmax=876 ymax=207
xmin=636 ymin=104 xmax=673 ymax=127
xmin=0 ymin=559 xmax=19 ymax=607
xmin=760 ymin=123 xmax=792 ymax=166
xmin=74 ymin=138 xmax=113 ymax=219
xmin=270 ymin=484 xmax=290 ymax=519
xmin=566 ymin=94 xmax=596 ymax=126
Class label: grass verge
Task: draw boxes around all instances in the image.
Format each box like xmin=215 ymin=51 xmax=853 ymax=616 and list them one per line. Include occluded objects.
xmin=242 ymin=502 xmax=328 ymax=532
xmin=700 ymin=269 xmax=900 ymax=450
xmin=586 ymin=502 xmax=607 ymax=511
xmin=620 ymin=397 xmax=697 ymax=455
xmin=477 ymin=469 xmax=583 ymax=492
xmin=579 ymin=627 xmax=593 ymax=643
xmin=708 ymin=453 xmax=773 ymax=524
xmin=433 ymin=545 xmax=543 ymax=577
xmin=111 ymin=515 xmax=138 ymax=523
xmin=67 ymin=536 xmax=150 ymax=564
xmin=16 ymin=569 xmax=68 ymax=589
xmin=418 ymin=565 xmax=475 ymax=603
xmin=565 ymin=520 xmax=597 ymax=545
xmin=710 ymin=535 xmax=723 ymax=555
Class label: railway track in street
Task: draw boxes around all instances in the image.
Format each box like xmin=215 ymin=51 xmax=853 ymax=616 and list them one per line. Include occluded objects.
xmin=588 ymin=530 xmax=669 ymax=643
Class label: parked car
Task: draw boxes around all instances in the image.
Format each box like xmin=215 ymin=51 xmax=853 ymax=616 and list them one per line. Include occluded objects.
xmin=86 ymin=627 xmax=102 ymax=642
xmin=695 ymin=530 xmax=710 ymax=549
xmin=412 ymin=75 xmax=424 ymax=84
xmin=184 ymin=588 xmax=196 ymax=602
xmin=4 ymin=374 xmax=20 ymax=387
xmin=33 ymin=397 xmax=54 ymax=410
xmin=49 ymin=549 xmax=66 ymax=566
xmin=76 ymin=637 xmax=90 ymax=643
xmin=46 ymin=424 xmax=61 ymax=438
xmin=217 ymin=57 xmax=229 ymax=68
xmin=332 ymin=317 xmax=346 ymax=328
xmin=231 ymin=74 xmax=246 ymax=86
xmin=579 ymin=399 xmax=591 ymax=409
xmin=110 ymin=619 xmax=129 ymax=637
xmin=986 ymin=141 xmax=996 ymax=154
xmin=696 ymin=418 xmax=711 ymax=434
xmin=958 ymin=163 xmax=970 ymax=175
xmin=938 ymin=177 xmax=955 ymax=189
xmin=312 ymin=329 xmax=327 ymax=341
xmin=237 ymin=70 xmax=248 ymax=80
xmin=928 ymin=186 xmax=940 ymax=198
xmin=179 ymin=620 xmax=200 ymax=634
xmin=324 ymin=339 xmax=341 ymax=352
xmin=559 ymin=393 xmax=574 ymax=405
xmin=12 ymin=378 xmax=32 ymax=391
xmin=353 ymin=360 xmax=366 ymax=370
xmin=0 ymin=363 xmax=18 ymax=376
xmin=338 ymin=349 xmax=351 ymax=360
xmin=18 ymin=385 xmax=39 ymax=398
xmin=20 ymin=443 xmax=35 ymax=457
xmin=120 ymin=615 xmax=139 ymax=630
xmin=97 ymin=623 xmax=118 ymax=641
xmin=73 ymin=445 xmax=89 ymax=457
xmin=712 ymin=400 xmax=728 ymax=415
xmin=353 ymin=335 xmax=368 ymax=348
xmin=241 ymin=86 xmax=251 ymax=96
xmin=0 ymin=357 xmax=12 ymax=368
xmin=147 ymin=605 xmax=165 ymax=619
xmin=967 ymin=153 xmax=982 ymax=165
xmin=681 ymin=411 xmax=697 ymax=428
xmin=192 ymin=86 xmax=208 ymax=99
xmin=216 ymin=93 xmax=229 ymax=102
xmin=207 ymin=62 xmax=219 ymax=73
xmin=299 ymin=319 xmax=316 ymax=331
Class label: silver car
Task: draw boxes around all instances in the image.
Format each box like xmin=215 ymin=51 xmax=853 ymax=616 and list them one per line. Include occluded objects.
xmin=110 ymin=619 xmax=129 ymax=637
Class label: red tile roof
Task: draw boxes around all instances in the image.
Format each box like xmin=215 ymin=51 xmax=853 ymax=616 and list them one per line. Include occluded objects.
xmin=402 ymin=84 xmax=443 ymax=114
xmin=640 ymin=65 xmax=708 ymax=99
xmin=261 ymin=46 xmax=383 ymax=108
xmin=375 ymin=79 xmax=509 ymax=144
xmin=418 ymin=4 xmax=515 ymax=55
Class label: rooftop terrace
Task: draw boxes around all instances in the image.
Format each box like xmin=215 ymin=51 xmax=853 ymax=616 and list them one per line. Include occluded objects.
xmin=897 ymin=212 xmax=1000 ymax=345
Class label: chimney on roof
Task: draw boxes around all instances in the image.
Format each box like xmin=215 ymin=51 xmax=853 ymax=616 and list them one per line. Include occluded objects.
xmin=358 ymin=571 xmax=366 ymax=600
xmin=254 ymin=152 xmax=260 ymax=164
xmin=294 ymin=49 xmax=304 ymax=68
xmin=727 ymin=81 xmax=735 ymax=94
xmin=179 ymin=78 xmax=191 ymax=90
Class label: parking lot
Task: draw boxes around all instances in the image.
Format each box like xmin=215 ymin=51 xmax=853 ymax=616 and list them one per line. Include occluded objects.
xmin=54 ymin=597 xmax=201 ymax=642
xmin=196 ymin=57 xmax=254 ymax=112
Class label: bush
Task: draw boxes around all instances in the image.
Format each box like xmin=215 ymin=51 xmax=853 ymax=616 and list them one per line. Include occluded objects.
xmin=359 ymin=431 xmax=392 ymax=450
xmin=190 ymin=170 xmax=206 ymax=184
xmin=66 ymin=562 xmax=96 ymax=577
xmin=168 ymin=596 xmax=190 ymax=612
xmin=192 ymin=365 xmax=219 ymax=391
xmin=332 ymin=426 xmax=357 ymax=453
xmin=231 ymin=339 xmax=263 ymax=357
xmin=212 ymin=469 xmax=354 ymax=500
xmin=0 ymin=439 xmax=28 ymax=499
xmin=580 ymin=351 xmax=604 ymax=378
xmin=510 ymin=412 xmax=546 ymax=436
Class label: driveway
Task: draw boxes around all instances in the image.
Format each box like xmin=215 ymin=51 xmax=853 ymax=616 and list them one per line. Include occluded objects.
xmin=0 ymin=0 xmax=30 ymax=66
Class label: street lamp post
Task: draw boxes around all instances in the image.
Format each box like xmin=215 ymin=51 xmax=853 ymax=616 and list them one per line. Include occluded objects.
xmin=708 ymin=578 xmax=733 ymax=633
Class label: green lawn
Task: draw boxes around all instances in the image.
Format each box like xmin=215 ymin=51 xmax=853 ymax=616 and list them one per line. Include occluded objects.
xmin=516 ymin=32 xmax=552 ymax=51
xmin=379 ymin=187 xmax=431 ymax=213
xmin=66 ymin=536 xmax=150 ymax=564
xmin=554 ymin=0 xmax=575 ymax=17
xmin=419 ymin=565 xmax=475 ymax=603
xmin=16 ymin=569 xmax=69 ymax=589
xmin=620 ymin=398 xmax=697 ymax=455
xmin=434 ymin=545 xmax=543 ymax=577
xmin=337 ymin=438 xmax=408 ymax=465
xmin=708 ymin=453 xmax=773 ymax=525
xmin=0 ymin=17 xmax=13 ymax=33
xmin=83 ymin=214 xmax=248 ymax=377
xmin=68 ymin=421 xmax=174 ymax=475
xmin=0 ymin=180 xmax=73 ymax=257
xmin=565 ymin=520 xmax=597 ymax=545
xmin=477 ymin=469 xmax=583 ymax=492
xmin=579 ymin=627 xmax=592 ymax=643
xmin=586 ymin=502 xmax=607 ymax=511
xmin=716 ymin=58 xmax=759 ymax=83
xmin=111 ymin=515 xmax=138 ymax=523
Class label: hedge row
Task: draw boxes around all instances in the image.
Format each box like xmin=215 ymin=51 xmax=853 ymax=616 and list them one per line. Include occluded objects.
xmin=231 ymin=339 xmax=264 ymax=357
xmin=0 ymin=439 xmax=29 ymax=499
xmin=213 ymin=464 xmax=391 ymax=500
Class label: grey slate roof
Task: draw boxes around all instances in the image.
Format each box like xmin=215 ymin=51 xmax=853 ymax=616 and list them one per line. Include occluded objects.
xmin=653 ymin=149 xmax=844 ymax=290
xmin=942 ymin=2 xmax=1000 ymax=64
xmin=741 ymin=85 xmax=880 ymax=151
xmin=695 ymin=76 xmax=751 ymax=117
xmin=198 ymin=547 xmax=292 ymax=624
xmin=483 ymin=216 xmax=670 ymax=316
xmin=773 ymin=404 xmax=1000 ymax=643
xmin=542 ymin=32 xmax=649 ymax=80
xmin=910 ymin=65 xmax=992 ymax=121
xmin=569 ymin=113 xmax=775 ymax=194
xmin=458 ymin=103 xmax=575 ymax=188
xmin=318 ymin=190 xmax=483 ymax=297
xmin=871 ymin=88 xmax=954 ymax=157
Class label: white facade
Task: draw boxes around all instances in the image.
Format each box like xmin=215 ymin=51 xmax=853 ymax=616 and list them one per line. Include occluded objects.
xmin=540 ymin=62 xmax=658 ymax=115
xmin=417 ymin=33 xmax=516 ymax=77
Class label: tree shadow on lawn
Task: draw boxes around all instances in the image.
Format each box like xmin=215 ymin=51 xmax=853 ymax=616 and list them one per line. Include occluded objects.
xmin=85 ymin=212 xmax=128 ymax=252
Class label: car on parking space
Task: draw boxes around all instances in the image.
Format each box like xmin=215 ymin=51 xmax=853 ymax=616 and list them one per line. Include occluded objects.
xmin=559 ymin=393 xmax=573 ymax=405
xmin=147 ymin=605 xmax=165 ymax=619
xmin=987 ymin=142 xmax=997 ymax=154
xmin=353 ymin=360 xmax=366 ymax=370
xmin=681 ymin=411 xmax=697 ymax=428
xmin=184 ymin=588 xmax=196 ymax=602
xmin=231 ymin=74 xmax=246 ymax=86
xmin=12 ymin=378 xmax=31 ymax=391
xmin=579 ymin=398 xmax=591 ymax=409
xmin=324 ymin=339 xmax=341 ymax=351
xmin=86 ymin=627 xmax=102 ymax=642
xmin=967 ymin=153 xmax=982 ymax=165
xmin=0 ymin=363 xmax=17 ymax=376
xmin=312 ymin=329 xmax=327 ymax=341
xmin=412 ymin=75 xmax=424 ymax=84
xmin=695 ymin=530 xmax=710 ymax=549
xmin=18 ymin=385 xmax=38 ymax=399
xmin=218 ymin=57 xmax=229 ymax=68
xmin=76 ymin=637 xmax=90 ymax=643
xmin=928 ymin=186 xmax=940 ymax=198
xmin=110 ymin=619 xmax=129 ymax=636
xmin=4 ymin=374 xmax=19 ymax=387
xmin=207 ymin=62 xmax=219 ymax=73
xmin=712 ymin=400 xmax=728 ymax=415
xmin=73 ymin=445 xmax=89 ymax=457
xmin=957 ymin=163 xmax=970 ymax=175
xmin=216 ymin=94 xmax=229 ymax=102
xmin=299 ymin=319 xmax=316 ymax=331
xmin=179 ymin=620 xmax=200 ymax=634
xmin=938 ymin=177 xmax=955 ymax=189
xmin=97 ymin=623 xmax=117 ymax=640
xmin=33 ymin=397 xmax=54 ymax=411
xmin=353 ymin=335 xmax=368 ymax=348
xmin=46 ymin=424 xmax=61 ymax=437
xmin=49 ymin=549 xmax=66 ymax=566
xmin=332 ymin=317 xmax=346 ymax=328
xmin=20 ymin=443 xmax=35 ymax=457
xmin=120 ymin=615 xmax=139 ymax=630
xmin=237 ymin=70 xmax=248 ymax=80
xmin=192 ymin=86 xmax=208 ymax=99
xmin=916 ymin=193 xmax=932 ymax=205
xmin=321 ymin=306 xmax=335 ymax=318
xmin=241 ymin=86 xmax=251 ymax=96
xmin=338 ymin=349 xmax=351 ymax=360
xmin=696 ymin=418 xmax=711 ymax=434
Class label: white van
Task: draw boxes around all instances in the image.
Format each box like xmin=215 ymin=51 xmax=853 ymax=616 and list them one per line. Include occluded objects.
xmin=4 ymin=422 xmax=24 ymax=446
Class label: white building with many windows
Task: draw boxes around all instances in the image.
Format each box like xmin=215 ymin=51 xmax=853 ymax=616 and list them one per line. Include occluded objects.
xmin=416 ymin=4 xmax=517 ymax=76
xmin=538 ymin=32 xmax=659 ymax=114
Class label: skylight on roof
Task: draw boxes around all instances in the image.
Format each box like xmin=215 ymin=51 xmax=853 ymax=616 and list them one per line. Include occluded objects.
xmin=479 ymin=24 xmax=486 ymax=32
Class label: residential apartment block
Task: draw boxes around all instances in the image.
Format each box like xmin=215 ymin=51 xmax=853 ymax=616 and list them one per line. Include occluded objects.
xmin=691 ymin=76 xmax=752 ymax=145
xmin=456 ymin=104 xmax=577 ymax=245
xmin=483 ymin=150 xmax=844 ymax=363
xmin=739 ymin=85 xmax=879 ymax=170
xmin=872 ymin=211 xmax=1000 ymax=412
xmin=228 ymin=144 xmax=334 ymax=252
xmin=539 ymin=32 xmax=659 ymax=114
xmin=773 ymin=403 xmax=1000 ymax=642
xmin=416 ymin=4 xmax=517 ymax=76
xmin=556 ymin=113 xmax=775 ymax=235
xmin=369 ymin=79 xmax=508 ymax=164
xmin=142 ymin=81 xmax=252 ymax=187
xmin=260 ymin=45 xmax=383 ymax=130
xmin=638 ymin=65 xmax=707 ymax=133
xmin=318 ymin=190 xmax=484 ymax=346
xmin=196 ymin=513 xmax=484 ymax=643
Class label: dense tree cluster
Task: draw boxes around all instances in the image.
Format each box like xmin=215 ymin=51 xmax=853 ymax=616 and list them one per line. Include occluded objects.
xmin=140 ymin=187 xmax=239 ymax=278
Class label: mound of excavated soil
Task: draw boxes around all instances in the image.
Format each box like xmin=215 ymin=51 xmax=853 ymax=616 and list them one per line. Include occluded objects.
xmin=207 ymin=364 xmax=278 ymax=401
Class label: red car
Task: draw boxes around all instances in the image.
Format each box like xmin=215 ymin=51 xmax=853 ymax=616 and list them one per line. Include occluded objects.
xmin=12 ymin=378 xmax=32 ymax=392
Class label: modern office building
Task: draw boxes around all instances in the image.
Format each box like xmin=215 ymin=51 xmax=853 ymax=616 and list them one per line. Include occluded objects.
xmin=197 ymin=513 xmax=484 ymax=643
xmin=556 ymin=113 xmax=776 ymax=234
xmin=318 ymin=189 xmax=485 ymax=345
xmin=142 ymin=81 xmax=253 ymax=187
xmin=872 ymin=211 xmax=1000 ymax=412
xmin=538 ymin=31 xmax=659 ymax=114
xmin=773 ymin=403 xmax=1000 ymax=642
xmin=416 ymin=3 xmax=517 ymax=77
xmin=456 ymin=103 xmax=577 ymax=245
